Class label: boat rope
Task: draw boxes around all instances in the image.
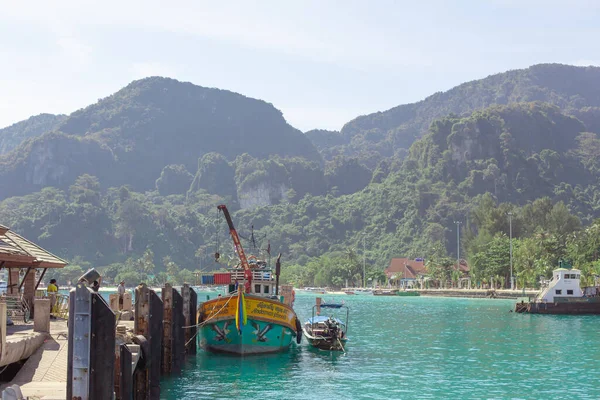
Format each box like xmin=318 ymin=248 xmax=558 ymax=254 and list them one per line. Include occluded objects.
xmin=182 ymin=292 xmax=237 ymax=347
xmin=337 ymin=337 xmax=346 ymax=354
xmin=182 ymin=291 xmax=236 ymax=329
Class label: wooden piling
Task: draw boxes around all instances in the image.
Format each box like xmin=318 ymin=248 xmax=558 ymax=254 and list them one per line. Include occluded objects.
xmin=134 ymin=284 xmax=150 ymax=400
xmin=172 ymin=289 xmax=185 ymax=374
xmin=67 ymin=281 xmax=197 ymax=400
xmin=134 ymin=284 xmax=164 ymax=400
xmin=182 ymin=284 xmax=191 ymax=353
xmin=161 ymin=283 xmax=173 ymax=375
xmin=148 ymin=290 xmax=163 ymax=399
xmin=188 ymin=288 xmax=197 ymax=354
xmin=115 ymin=344 xmax=133 ymax=400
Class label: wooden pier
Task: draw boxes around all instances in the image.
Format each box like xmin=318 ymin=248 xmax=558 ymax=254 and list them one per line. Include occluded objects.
xmin=2 ymin=282 xmax=199 ymax=400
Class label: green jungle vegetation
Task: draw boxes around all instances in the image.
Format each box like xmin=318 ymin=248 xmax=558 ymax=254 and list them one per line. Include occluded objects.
xmin=1 ymin=64 xmax=600 ymax=288
xmin=310 ymin=63 xmax=600 ymax=168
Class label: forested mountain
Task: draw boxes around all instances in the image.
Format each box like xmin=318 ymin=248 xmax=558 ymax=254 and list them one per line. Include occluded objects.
xmin=2 ymin=65 xmax=600 ymax=289
xmin=0 ymin=77 xmax=321 ymax=199
xmin=2 ymin=99 xmax=599 ymax=288
xmin=0 ymin=113 xmax=66 ymax=155
xmin=312 ymin=64 xmax=600 ymax=166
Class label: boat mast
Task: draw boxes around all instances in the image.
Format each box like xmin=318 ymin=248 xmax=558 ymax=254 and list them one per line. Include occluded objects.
xmin=218 ymin=205 xmax=252 ymax=293
xmin=275 ymin=253 xmax=281 ymax=296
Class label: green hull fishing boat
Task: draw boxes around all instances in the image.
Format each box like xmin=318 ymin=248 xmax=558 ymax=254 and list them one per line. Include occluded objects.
xmin=199 ymin=294 xmax=299 ymax=355
xmin=197 ymin=204 xmax=301 ymax=355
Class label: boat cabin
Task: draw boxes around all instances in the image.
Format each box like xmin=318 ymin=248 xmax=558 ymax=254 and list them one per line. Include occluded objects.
xmin=538 ymin=268 xmax=583 ymax=302
xmin=226 ymin=259 xmax=276 ymax=296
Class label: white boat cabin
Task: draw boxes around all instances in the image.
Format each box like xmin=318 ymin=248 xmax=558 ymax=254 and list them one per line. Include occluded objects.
xmin=228 ymin=265 xmax=275 ymax=296
xmin=538 ymin=268 xmax=583 ymax=302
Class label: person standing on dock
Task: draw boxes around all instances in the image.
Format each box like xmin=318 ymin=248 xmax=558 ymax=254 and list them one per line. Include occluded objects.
xmin=118 ymin=280 xmax=126 ymax=310
xmin=47 ymin=279 xmax=58 ymax=319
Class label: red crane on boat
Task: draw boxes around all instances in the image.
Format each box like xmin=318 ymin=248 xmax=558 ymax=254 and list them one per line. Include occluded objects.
xmin=217 ymin=204 xmax=252 ymax=293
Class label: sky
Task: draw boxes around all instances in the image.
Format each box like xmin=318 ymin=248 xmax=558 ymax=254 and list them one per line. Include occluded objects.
xmin=1 ymin=0 xmax=600 ymax=132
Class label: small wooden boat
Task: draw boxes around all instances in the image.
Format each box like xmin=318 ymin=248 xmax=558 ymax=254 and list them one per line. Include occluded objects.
xmin=397 ymin=290 xmax=420 ymax=296
xmin=303 ymin=302 xmax=349 ymax=351
xmin=344 ymin=291 xmax=355 ymax=295
xmin=373 ymin=289 xmax=399 ymax=296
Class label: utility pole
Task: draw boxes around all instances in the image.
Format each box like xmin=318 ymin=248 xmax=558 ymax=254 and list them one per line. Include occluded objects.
xmin=362 ymin=235 xmax=366 ymax=288
xmin=508 ymin=212 xmax=513 ymax=290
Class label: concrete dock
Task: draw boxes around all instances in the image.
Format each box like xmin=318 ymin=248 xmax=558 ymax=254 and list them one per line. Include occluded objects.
xmin=9 ymin=320 xmax=68 ymax=400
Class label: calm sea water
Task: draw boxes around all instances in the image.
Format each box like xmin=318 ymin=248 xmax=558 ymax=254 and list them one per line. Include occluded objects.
xmin=160 ymin=292 xmax=600 ymax=400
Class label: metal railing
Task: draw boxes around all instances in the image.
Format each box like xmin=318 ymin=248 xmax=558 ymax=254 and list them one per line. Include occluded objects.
xmin=0 ymin=294 xmax=31 ymax=324
xmin=230 ymin=270 xmax=274 ymax=282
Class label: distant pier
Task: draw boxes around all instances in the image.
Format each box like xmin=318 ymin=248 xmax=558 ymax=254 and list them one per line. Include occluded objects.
xmin=418 ymin=288 xmax=537 ymax=299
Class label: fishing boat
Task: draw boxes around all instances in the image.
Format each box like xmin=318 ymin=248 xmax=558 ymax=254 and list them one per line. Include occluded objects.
xmin=515 ymin=266 xmax=600 ymax=314
xmin=197 ymin=205 xmax=302 ymax=355
xmin=303 ymin=300 xmax=349 ymax=351
xmin=373 ymin=289 xmax=399 ymax=296
xmin=397 ymin=290 xmax=420 ymax=297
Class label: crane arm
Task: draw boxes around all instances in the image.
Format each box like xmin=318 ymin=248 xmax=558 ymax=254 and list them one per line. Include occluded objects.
xmin=218 ymin=205 xmax=252 ymax=293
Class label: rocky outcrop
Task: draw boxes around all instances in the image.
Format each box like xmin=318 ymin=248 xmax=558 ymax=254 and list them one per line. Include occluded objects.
xmin=0 ymin=114 xmax=66 ymax=155
xmin=0 ymin=133 xmax=115 ymax=199
xmin=238 ymin=182 xmax=289 ymax=210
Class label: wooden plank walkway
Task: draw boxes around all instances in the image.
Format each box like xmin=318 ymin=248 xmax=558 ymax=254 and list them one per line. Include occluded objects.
xmin=11 ymin=320 xmax=68 ymax=400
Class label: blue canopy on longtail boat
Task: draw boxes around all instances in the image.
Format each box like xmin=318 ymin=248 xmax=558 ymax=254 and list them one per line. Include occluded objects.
xmin=321 ymin=303 xmax=344 ymax=308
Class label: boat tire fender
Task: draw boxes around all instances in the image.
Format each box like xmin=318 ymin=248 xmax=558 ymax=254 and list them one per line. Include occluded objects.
xmin=132 ymin=334 xmax=150 ymax=370
xmin=295 ymin=318 xmax=302 ymax=344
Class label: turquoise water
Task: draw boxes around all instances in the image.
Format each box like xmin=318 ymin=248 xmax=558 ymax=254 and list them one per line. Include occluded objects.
xmin=160 ymin=293 xmax=600 ymax=399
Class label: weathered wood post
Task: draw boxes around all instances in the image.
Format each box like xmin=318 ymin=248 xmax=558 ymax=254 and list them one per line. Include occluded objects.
xmin=148 ymin=289 xmax=163 ymax=398
xmin=161 ymin=283 xmax=173 ymax=375
xmin=67 ymin=283 xmax=116 ymax=400
xmin=134 ymin=284 xmax=164 ymax=399
xmin=182 ymin=284 xmax=191 ymax=353
xmin=115 ymin=344 xmax=133 ymax=400
xmin=172 ymin=289 xmax=185 ymax=374
xmin=134 ymin=283 xmax=151 ymax=400
xmin=188 ymin=287 xmax=197 ymax=354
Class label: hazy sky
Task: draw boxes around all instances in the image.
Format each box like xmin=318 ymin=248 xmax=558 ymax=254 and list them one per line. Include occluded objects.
xmin=2 ymin=0 xmax=599 ymax=132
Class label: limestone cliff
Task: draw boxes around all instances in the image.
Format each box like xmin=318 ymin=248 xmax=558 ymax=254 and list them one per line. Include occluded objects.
xmin=238 ymin=182 xmax=289 ymax=210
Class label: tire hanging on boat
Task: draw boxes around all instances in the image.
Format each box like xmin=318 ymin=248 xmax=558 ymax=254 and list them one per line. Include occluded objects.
xmin=295 ymin=317 xmax=302 ymax=344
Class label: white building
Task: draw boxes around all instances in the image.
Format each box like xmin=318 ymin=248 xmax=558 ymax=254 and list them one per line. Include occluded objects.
xmin=538 ymin=268 xmax=583 ymax=302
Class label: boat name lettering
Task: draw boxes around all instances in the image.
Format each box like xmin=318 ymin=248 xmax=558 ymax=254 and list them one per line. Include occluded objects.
xmin=256 ymin=302 xmax=275 ymax=311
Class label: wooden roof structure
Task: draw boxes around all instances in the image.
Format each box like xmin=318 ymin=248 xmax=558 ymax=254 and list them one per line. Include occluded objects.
xmin=385 ymin=258 xmax=427 ymax=280
xmin=0 ymin=225 xmax=67 ymax=269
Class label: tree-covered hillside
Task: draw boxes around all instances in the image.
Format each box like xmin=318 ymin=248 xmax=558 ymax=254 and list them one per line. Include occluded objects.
xmin=0 ymin=113 xmax=66 ymax=155
xmin=314 ymin=64 xmax=600 ymax=166
xmin=2 ymin=101 xmax=600 ymax=288
xmin=0 ymin=77 xmax=321 ymax=199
